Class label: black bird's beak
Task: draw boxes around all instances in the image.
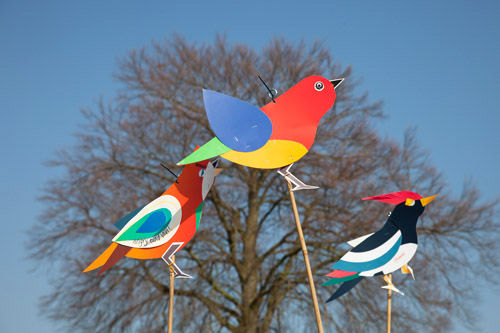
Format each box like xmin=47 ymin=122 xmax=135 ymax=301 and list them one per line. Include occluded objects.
xmin=330 ymin=78 xmax=344 ymax=90
xmin=211 ymin=158 xmax=220 ymax=168
xmin=421 ymin=194 xmax=438 ymax=207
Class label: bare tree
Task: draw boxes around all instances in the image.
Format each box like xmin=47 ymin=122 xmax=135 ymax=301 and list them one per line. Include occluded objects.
xmin=30 ymin=35 xmax=499 ymax=333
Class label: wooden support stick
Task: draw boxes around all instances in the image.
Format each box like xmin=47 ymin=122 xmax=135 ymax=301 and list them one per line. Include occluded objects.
xmin=168 ymin=255 xmax=175 ymax=333
xmin=286 ymin=180 xmax=324 ymax=333
xmin=387 ymin=273 xmax=392 ymax=333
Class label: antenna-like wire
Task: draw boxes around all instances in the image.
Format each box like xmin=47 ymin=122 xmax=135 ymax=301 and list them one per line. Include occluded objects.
xmin=160 ymin=163 xmax=179 ymax=184
xmin=258 ymin=75 xmax=277 ymax=103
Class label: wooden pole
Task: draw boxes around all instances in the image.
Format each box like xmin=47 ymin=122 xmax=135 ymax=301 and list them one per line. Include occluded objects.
xmin=286 ymin=180 xmax=324 ymax=333
xmin=168 ymin=255 xmax=175 ymax=333
xmin=387 ymin=273 xmax=392 ymax=333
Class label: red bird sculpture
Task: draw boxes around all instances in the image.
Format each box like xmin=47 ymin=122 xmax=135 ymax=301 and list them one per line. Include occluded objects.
xmin=178 ymin=76 xmax=344 ymax=190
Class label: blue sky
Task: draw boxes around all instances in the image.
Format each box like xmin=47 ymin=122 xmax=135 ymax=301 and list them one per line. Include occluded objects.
xmin=1 ymin=1 xmax=498 ymax=332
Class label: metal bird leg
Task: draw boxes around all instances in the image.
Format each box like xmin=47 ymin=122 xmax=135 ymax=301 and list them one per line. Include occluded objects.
xmin=382 ymin=274 xmax=404 ymax=296
xmin=162 ymin=242 xmax=192 ymax=279
xmin=278 ymin=164 xmax=319 ymax=191
xmin=401 ymin=264 xmax=415 ymax=280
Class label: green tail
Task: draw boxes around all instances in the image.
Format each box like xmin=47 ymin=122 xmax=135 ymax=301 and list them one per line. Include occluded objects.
xmin=178 ymin=137 xmax=231 ymax=165
xmin=321 ymin=273 xmax=361 ymax=286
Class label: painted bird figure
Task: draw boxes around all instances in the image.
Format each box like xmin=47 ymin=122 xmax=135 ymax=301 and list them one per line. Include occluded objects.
xmin=323 ymin=191 xmax=438 ymax=302
xmin=84 ymin=156 xmax=221 ymax=278
xmin=178 ymin=76 xmax=344 ymax=191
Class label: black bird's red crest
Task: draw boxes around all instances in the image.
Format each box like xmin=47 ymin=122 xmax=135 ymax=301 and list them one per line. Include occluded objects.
xmin=362 ymin=191 xmax=422 ymax=205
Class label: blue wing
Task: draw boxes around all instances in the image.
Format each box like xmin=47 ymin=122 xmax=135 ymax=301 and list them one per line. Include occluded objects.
xmin=203 ymin=89 xmax=272 ymax=152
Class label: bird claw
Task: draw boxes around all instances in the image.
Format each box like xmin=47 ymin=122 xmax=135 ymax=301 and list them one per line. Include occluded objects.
xmin=382 ymin=274 xmax=404 ymax=295
xmin=162 ymin=242 xmax=193 ymax=279
xmin=278 ymin=164 xmax=319 ymax=191
xmin=381 ymin=284 xmax=404 ymax=296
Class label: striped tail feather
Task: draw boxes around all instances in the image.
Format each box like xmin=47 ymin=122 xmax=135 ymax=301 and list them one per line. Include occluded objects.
xmin=325 ymin=276 xmax=364 ymax=302
xmin=83 ymin=243 xmax=118 ymax=273
xmin=322 ymin=270 xmax=360 ymax=286
xmin=83 ymin=243 xmax=131 ymax=275
xmin=96 ymin=244 xmax=131 ymax=275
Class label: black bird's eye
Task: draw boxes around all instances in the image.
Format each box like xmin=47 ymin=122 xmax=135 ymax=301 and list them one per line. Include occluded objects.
xmin=314 ymin=81 xmax=324 ymax=91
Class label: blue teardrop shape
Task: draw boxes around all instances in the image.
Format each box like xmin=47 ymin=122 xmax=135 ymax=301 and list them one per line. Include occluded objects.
xmin=203 ymin=89 xmax=272 ymax=152
xmin=136 ymin=209 xmax=172 ymax=233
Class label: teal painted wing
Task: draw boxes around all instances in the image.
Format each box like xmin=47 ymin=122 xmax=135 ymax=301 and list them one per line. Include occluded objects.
xmin=113 ymin=206 xmax=145 ymax=230
xmin=116 ymin=208 xmax=173 ymax=242
xmin=112 ymin=195 xmax=183 ymax=247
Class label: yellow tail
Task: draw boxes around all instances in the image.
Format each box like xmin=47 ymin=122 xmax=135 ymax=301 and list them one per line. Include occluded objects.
xmin=83 ymin=243 xmax=118 ymax=272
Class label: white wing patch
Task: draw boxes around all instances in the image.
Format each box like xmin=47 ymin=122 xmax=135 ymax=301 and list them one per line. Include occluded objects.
xmin=341 ymin=231 xmax=401 ymax=263
xmin=112 ymin=195 xmax=182 ymax=249
xmin=347 ymin=233 xmax=374 ymax=247
xmin=360 ymin=243 xmax=418 ymax=277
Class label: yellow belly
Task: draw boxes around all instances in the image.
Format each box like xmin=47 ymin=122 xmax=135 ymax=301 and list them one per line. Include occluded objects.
xmin=221 ymin=140 xmax=308 ymax=169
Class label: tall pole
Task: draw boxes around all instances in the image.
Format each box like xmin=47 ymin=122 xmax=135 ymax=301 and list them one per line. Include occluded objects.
xmin=286 ymin=180 xmax=324 ymax=333
xmin=168 ymin=255 xmax=175 ymax=333
xmin=387 ymin=273 xmax=392 ymax=333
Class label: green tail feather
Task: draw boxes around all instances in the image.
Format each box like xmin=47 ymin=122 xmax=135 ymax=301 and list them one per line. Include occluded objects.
xmin=178 ymin=137 xmax=232 ymax=165
xmin=321 ymin=273 xmax=360 ymax=286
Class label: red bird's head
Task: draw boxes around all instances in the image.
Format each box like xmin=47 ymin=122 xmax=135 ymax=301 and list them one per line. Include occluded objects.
xmin=276 ymin=75 xmax=344 ymax=123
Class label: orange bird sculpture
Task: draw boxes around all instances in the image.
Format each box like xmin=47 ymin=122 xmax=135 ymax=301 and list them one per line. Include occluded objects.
xmin=84 ymin=156 xmax=221 ymax=278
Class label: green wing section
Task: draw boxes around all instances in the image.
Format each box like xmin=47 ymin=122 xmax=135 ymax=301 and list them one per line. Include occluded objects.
xmin=195 ymin=202 xmax=204 ymax=230
xmin=178 ymin=137 xmax=231 ymax=165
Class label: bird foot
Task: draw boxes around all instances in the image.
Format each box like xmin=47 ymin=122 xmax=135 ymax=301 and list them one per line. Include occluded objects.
xmin=401 ymin=264 xmax=415 ymax=280
xmin=162 ymin=242 xmax=192 ymax=279
xmin=382 ymin=274 xmax=404 ymax=295
xmin=278 ymin=164 xmax=319 ymax=191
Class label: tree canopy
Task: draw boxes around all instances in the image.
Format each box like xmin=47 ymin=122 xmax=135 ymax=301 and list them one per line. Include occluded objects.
xmin=30 ymin=36 xmax=499 ymax=332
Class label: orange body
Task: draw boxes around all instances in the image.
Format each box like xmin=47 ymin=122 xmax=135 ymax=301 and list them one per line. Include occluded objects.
xmin=84 ymin=158 xmax=211 ymax=273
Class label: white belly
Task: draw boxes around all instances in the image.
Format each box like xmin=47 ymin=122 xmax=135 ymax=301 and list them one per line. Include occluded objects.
xmin=360 ymin=243 xmax=418 ymax=277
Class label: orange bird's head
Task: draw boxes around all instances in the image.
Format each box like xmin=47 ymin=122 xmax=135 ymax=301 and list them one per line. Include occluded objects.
xmin=174 ymin=148 xmax=221 ymax=201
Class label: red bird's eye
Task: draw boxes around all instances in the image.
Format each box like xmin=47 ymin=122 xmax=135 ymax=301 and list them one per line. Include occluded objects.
xmin=314 ymin=81 xmax=324 ymax=91
xmin=199 ymin=169 xmax=205 ymax=177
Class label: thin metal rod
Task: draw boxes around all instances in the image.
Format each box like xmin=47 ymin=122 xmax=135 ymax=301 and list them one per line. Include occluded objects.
xmin=286 ymin=180 xmax=324 ymax=333
xmin=387 ymin=273 xmax=392 ymax=333
xmin=168 ymin=255 xmax=175 ymax=333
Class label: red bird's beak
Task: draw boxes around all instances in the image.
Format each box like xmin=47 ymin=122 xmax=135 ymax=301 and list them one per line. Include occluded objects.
xmin=330 ymin=78 xmax=344 ymax=89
